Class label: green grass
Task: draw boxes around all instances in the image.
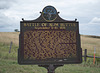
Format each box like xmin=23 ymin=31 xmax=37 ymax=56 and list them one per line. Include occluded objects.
xmin=0 ymin=42 xmax=100 ymax=73
xmin=0 ymin=59 xmax=46 ymax=73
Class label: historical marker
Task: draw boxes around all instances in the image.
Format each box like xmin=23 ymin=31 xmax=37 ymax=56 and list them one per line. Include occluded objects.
xmin=18 ymin=6 xmax=82 ymax=65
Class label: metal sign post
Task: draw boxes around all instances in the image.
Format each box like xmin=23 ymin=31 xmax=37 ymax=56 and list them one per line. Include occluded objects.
xmin=38 ymin=64 xmax=63 ymax=73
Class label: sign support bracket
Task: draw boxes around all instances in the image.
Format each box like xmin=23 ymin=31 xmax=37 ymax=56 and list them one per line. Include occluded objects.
xmin=38 ymin=64 xmax=64 ymax=73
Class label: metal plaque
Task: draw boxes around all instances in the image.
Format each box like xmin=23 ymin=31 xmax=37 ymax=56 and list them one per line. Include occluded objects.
xmin=18 ymin=6 xmax=82 ymax=65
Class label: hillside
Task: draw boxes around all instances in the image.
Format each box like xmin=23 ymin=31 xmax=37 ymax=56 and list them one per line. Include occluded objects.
xmin=0 ymin=32 xmax=100 ymax=73
xmin=0 ymin=32 xmax=19 ymax=46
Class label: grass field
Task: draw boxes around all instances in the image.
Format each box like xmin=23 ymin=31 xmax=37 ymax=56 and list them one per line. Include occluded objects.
xmin=81 ymin=35 xmax=100 ymax=56
xmin=0 ymin=32 xmax=100 ymax=73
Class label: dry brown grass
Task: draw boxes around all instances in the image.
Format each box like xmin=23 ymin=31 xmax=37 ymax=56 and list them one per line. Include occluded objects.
xmin=81 ymin=35 xmax=100 ymax=56
xmin=0 ymin=32 xmax=19 ymax=46
xmin=0 ymin=32 xmax=100 ymax=56
xmin=81 ymin=35 xmax=100 ymax=48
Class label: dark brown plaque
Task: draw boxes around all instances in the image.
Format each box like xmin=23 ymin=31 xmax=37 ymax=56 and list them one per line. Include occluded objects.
xmin=18 ymin=6 xmax=82 ymax=65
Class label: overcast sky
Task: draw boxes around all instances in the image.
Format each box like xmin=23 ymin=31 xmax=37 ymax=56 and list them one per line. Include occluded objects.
xmin=0 ymin=0 xmax=100 ymax=36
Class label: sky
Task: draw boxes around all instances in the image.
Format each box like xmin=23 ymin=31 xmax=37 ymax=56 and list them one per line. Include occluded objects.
xmin=0 ymin=0 xmax=100 ymax=36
